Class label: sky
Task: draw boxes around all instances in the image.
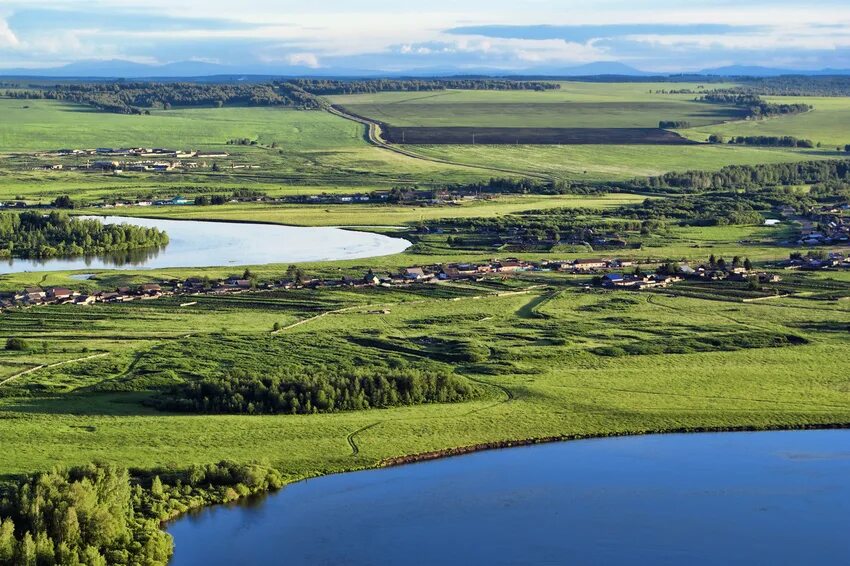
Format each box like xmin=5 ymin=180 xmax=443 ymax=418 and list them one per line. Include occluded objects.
xmin=1 ymin=0 xmax=850 ymax=73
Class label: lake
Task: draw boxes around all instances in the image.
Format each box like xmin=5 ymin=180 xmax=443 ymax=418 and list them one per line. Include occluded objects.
xmin=168 ymin=430 xmax=850 ymax=565
xmin=0 ymin=216 xmax=411 ymax=274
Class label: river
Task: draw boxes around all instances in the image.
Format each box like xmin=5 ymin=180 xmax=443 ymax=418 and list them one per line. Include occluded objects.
xmin=168 ymin=429 xmax=850 ymax=565
xmin=0 ymin=216 xmax=411 ymax=274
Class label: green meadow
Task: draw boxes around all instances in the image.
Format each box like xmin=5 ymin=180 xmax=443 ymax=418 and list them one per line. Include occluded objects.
xmin=329 ymin=81 xmax=744 ymax=128
xmin=685 ymin=96 xmax=850 ymax=147
xmin=1 ymin=280 xmax=849 ymax=479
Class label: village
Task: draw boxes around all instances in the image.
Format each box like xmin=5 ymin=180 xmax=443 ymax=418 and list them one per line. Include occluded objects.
xmin=27 ymin=147 xmax=231 ymax=174
xmin=6 ymin=251 xmax=846 ymax=311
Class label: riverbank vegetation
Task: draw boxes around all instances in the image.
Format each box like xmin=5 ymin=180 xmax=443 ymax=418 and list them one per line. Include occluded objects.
xmin=0 ymin=212 xmax=168 ymax=259
xmin=0 ymin=461 xmax=283 ymax=565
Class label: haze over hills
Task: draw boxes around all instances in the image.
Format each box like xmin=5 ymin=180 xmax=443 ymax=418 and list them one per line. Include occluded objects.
xmin=4 ymin=59 xmax=850 ymax=79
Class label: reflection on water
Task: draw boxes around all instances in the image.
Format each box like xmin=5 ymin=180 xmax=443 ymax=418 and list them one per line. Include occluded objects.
xmin=4 ymin=245 xmax=166 ymax=270
xmin=0 ymin=216 xmax=411 ymax=274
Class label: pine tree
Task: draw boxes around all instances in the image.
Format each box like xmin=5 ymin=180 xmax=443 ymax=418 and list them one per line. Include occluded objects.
xmin=16 ymin=532 xmax=37 ymax=566
xmin=0 ymin=518 xmax=16 ymax=563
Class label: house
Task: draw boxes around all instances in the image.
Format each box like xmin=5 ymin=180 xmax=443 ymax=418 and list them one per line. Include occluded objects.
xmin=573 ymin=258 xmax=608 ymax=271
xmin=23 ymin=287 xmax=46 ymax=300
xmin=402 ymin=267 xmax=426 ymax=281
xmin=45 ymin=287 xmax=75 ymax=301
xmin=438 ymin=266 xmax=461 ymax=280
xmin=74 ymin=295 xmax=96 ymax=306
xmin=363 ymin=271 xmax=381 ymax=286
xmin=601 ymin=273 xmax=625 ymax=287
xmin=495 ymin=260 xmax=526 ymax=273
xmin=140 ymin=284 xmax=162 ymax=296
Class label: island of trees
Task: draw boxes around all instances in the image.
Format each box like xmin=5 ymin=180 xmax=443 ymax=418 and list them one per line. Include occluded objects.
xmin=0 ymin=212 xmax=169 ymax=259
xmin=152 ymin=361 xmax=479 ymax=415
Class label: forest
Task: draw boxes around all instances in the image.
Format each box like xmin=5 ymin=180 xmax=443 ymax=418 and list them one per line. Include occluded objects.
xmin=632 ymin=158 xmax=850 ymax=192
xmin=0 ymin=212 xmax=168 ymax=259
xmin=151 ymin=361 xmax=480 ymax=415
xmin=0 ymin=461 xmax=284 ymax=565
xmin=291 ymin=79 xmax=561 ymax=95
xmin=5 ymin=82 xmax=321 ymax=114
xmin=735 ymin=75 xmax=850 ymax=96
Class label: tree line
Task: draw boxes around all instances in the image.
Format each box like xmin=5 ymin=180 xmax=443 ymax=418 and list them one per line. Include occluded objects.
xmin=290 ymin=79 xmax=561 ymax=95
xmin=612 ymin=194 xmax=764 ymax=226
xmin=0 ymin=212 xmax=169 ymax=259
xmin=659 ymin=120 xmax=691 ymax=129
xmin=5 ymin=82 xmax=322 ymax=114
xmin=631 ymin=158 xmax=850 ymax=192
xmin=0 ymin=461 xmax=283 ymax=565
xmin=152 ymin=361 xmax=479 ymax=415
xmin=709 ymin=135 xmax=816 ymax=148
xmin=697 ymin=92 xmax=811 ymax=119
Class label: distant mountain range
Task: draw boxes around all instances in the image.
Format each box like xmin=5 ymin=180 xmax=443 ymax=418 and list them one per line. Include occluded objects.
xmin=2 ymin=59 xmax=850 ymax=79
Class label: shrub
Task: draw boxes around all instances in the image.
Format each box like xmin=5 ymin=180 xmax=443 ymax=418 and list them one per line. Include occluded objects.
xmin=5 ymin=338 xmax=29 ymax=351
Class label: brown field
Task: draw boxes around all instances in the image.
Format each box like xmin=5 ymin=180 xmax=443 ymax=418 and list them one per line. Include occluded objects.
xmin=381 ymin=126 xmax=696 ymax=145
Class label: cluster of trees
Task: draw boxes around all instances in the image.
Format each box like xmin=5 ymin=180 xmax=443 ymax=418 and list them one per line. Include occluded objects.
xmin=290 ymin=79 xmax=560 ymax=95
xmin=697 ymin=92 xmax=811 ymax=119
xmin=6 ymin=82 xmax=322 ymax=114
xmin=193 ymin=195 xmax=230 ymax=206
xmin=724 ymin=135 xmax=815 ymax=148
xmin=633 ymin=158 xmax=850 ymax=192
xmin=614 ymin=194 xmax=764 ymax=226
xmin=735 ymin=76 xmax=850 ymax=97
xmin=0 ymin=212 xmax=169 ymax=259
xmin=152 ymin=362 xmax=479 ymax=415
xmin=659 ymin=120 xmax=691 ymax=129
xmin=0 ymin=461 xmax=284 ymax=566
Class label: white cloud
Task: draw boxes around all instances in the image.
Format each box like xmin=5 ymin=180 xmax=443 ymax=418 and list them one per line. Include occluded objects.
xmin=287 ymin=52 xmax=320 ymax=68
xmin=0 ymin=18 xmax=19 ymax=48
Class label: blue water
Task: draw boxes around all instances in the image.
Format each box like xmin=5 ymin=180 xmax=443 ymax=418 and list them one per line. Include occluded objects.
xmin=168 ymin=430 xmax=850 ymax=565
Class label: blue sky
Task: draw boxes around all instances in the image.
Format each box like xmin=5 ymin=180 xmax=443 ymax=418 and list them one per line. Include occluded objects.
xmin=1 ymin=0 xmax=850 ymax=72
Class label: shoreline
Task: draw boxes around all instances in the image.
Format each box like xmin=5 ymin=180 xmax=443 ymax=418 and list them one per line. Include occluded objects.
xmin=376 ymin=422 xmax=850 ymax=468
xmin=163 ymin=421 xmax=850 ymax=532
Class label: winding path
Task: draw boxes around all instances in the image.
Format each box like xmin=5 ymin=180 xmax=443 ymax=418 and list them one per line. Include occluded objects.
xmin=326 ymin=105 xmax=552 ymax=181
xmin=0 ymin=352 xmax=109 ymax=387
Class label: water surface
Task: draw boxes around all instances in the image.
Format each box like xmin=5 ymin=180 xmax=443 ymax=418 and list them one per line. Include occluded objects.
xmin=0 ymin=216 xmax=411 ymax=274
xmin=168 ymin=430 xmax=850 ymax=565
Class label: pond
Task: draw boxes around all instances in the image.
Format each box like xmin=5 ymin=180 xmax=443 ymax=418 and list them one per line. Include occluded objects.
xmin=168 ymin=430 xmax=850 ymax=565
xmin=0 ymin=216 xmax=411 ymax=274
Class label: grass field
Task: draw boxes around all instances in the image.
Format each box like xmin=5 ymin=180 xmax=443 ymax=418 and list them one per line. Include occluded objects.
xmin=404 ymin=143 xmax=836 ymax=180
xmin=329 ymin=82 xmax=745 ymax=128
xmin=0 ymin=280 xmax=848 ymax=480
xmin=0 ymin=98 xmax=502 ymax=186
xmin=685 ymin=96 xmax=850 ymax=148
xmin=83 ymin=193 xmax=648 ymax=226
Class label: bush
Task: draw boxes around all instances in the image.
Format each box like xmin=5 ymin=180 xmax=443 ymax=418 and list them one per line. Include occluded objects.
xmin=5 ymin=338 xmax=29 ymax=351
